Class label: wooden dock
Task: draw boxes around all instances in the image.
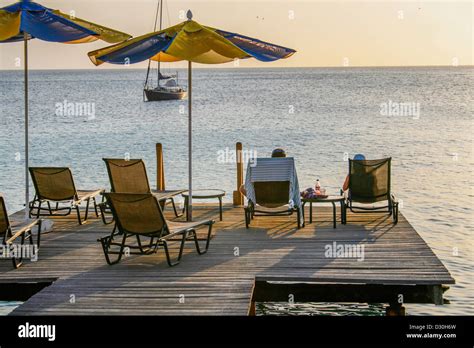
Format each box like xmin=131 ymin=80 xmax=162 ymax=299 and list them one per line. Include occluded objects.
xmin=0 ymin=204 xmax=454 ymax=315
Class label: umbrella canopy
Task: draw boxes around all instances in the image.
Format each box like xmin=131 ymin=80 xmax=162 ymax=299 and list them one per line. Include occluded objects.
xmin=0 ymin=0 xmax=130 ymax=43
xmin=88 ymin=10 xmax=295 ymax=220
xmin=0 ymin=0 xmax=131 ymax=217
xmin=88 ymin=15 xmax=295 ymax=65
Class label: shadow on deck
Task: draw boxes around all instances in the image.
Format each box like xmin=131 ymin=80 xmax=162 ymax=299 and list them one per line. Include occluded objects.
xmin=0 ymin=204 xmax=454 ymax=315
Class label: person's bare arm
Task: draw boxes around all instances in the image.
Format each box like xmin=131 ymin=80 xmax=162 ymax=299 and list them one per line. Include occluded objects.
xmin=342 ymin=175 xmax=349 ymax=191
xmin=239 ymin=184 xmax=247 ymax=197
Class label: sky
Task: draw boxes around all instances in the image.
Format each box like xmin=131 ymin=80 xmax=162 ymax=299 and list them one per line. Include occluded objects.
xmin=0 ymin=0 xmax=472 ymax=69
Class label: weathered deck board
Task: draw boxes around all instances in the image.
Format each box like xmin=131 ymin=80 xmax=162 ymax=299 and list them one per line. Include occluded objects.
xmin=0 ymin=204 xmax=454 ymax=315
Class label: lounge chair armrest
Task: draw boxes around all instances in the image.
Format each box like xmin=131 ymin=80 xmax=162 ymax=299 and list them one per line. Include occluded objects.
xmin=340 ymin=188 xmax=349 ymax=200
xmin=75 ymin=189 xmax=105 ymax=204
xmin=390 ymin=193 xmax=399 ymax=205
xmin=165 ymin=219 xmax=215 ymax=238
xmin=6 ymin=219 xmax=41 ymax=244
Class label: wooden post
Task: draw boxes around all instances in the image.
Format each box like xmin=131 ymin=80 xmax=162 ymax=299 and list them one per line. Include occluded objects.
xmin=233 ymin=142 xmax=243 ymax=206
xmin=156 ymin=143 xmax=165 ymax=190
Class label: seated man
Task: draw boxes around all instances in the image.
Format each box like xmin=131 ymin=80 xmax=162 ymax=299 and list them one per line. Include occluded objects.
xmin=342 ymin=153 xmax=366 ymax=191
xmin=239 ymin=148 xmax=287 ymax=197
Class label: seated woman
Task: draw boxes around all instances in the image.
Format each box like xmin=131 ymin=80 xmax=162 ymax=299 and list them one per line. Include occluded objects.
xmin=239 ymin=148 xmax=287 ymax=197
xmin=342 ymin=153 xmax=366 ymax=191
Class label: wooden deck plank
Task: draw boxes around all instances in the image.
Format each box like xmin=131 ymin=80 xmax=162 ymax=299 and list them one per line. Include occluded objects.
xmin=0 ymin=204 xmax=454 ymax=315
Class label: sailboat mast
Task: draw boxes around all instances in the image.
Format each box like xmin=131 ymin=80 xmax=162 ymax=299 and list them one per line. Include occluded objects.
xmin=144 ymin=0 xmax=161 ymax=93
xmin=157 ymin=0 xmax=163 ymax=84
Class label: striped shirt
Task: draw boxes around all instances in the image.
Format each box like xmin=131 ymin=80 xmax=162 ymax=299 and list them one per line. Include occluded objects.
xmin=244 ymin=157 xmax=302 ymax=213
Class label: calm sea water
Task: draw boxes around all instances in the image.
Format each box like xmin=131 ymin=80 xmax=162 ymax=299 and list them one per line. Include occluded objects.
xmin=0 ymin=67 xmax=472 ymax=315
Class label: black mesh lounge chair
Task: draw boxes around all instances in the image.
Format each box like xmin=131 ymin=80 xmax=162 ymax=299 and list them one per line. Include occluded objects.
xmin=98 ymin=193 xmax=214 ymax=266
xmin=245 ymin=181 xmax=302 ymax=229
xmin=101 ymin=159 xmax=185 ymax=224
xmin=1 ymin=194 xmax=42 ymax=268
xmin=29 ymin=167 xmax=104 ymax=225
xmin=343 ymin=158 xmax=399 ymax=224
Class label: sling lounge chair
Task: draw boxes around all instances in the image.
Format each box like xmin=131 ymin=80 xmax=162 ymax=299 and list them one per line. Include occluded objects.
xmin=343 ymin=158 xmax=399 ymax=224
xmin=1 ymin=194 xmax=42 ymax=268
xmin=98 ymin=193 xmax=214 ymax=266
xmin=29 ymin=167 xmax=104 ymax=225
xmin=101 ymin=159 xmax=185 ymax=224
xmin=244 ymin=157 xmax=303 ymax=229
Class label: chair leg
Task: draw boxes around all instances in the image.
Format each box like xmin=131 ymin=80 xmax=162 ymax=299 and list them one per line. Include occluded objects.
xmin=29 ymin=196 xmax=38 ymax=218
xmin=161 ymin=240 xmax=181 ymax=267
xmin=84 ymin=198 xmax=91 ymax=221
xmin=93 ymin=197 xmax=100 ymax=217
xmin=112 ymin=223 xmax=118 ymax=237
xmin=36 ymin=201 xmax=42 ymax=219
xmin=75 ymin=205 xmax=83 ymax=225
xmin=331 ymin=202 xmax=337 ymax=229
xmin=192 ymin=223 xmax=213 ymax=255
xmin=11 ymin=249 xmax=22 ymax=269
xmin=135 ymin=235 xmax=154 ymax=254
xmin=148 ymin=236 xmax=155 ymax=249
xmin=11 ymin=233 xmax=26 ymax=269
xmin=75 ymin=198 xmax=91 ymax=225
xmin=99 ymin=203 xmax=115 ymax=225
xmin=190 ymin=230 xmax=202 ymax=255
xmin=161 ymin=232 xmax=187 ymax=266
xmin=170 ymin=198 xmax=183 ymax=218
xmin=344 ymin=202 xmax=348 ymax=223
xmin=36 ymin=219 xmax=42 ymax=248
xmin=182 ymin=197 xmax=188 ymax=217
xmin=47 ymin=201 xmax=53 ymax=215
xmin=298 ymin=207 xmax=304 ymax=229
xmin=136 ymin=235 xmax=145 ymax=253
xmin=204 ymin=223 xmax=213 ymax=252
xmin=177 ymin=231 xmax=188 ymax=261
xmin=99 ymin=233 xmax=126 ymax=265
xmin=393 ymin=203 xmax=399 ymax=224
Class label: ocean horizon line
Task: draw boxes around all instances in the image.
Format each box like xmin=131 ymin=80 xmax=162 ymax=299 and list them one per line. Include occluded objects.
xmin=0 ymin=64 xmax=472 ymax=72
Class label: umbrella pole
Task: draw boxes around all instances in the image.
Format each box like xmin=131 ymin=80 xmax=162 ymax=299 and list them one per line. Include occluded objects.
xmin=187 ymin=60 xmax=192 ymax=221
xmin=24 ymin=32 xmax=29 ymax=220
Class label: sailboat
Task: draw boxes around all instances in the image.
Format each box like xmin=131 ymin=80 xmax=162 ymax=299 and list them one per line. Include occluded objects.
xmin=143 ymin=0 xmax=187 ymax=101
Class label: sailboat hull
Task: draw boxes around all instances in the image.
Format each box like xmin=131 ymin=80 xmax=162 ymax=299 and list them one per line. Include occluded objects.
xmin=144 ymin=88 xmax=187 ymax=101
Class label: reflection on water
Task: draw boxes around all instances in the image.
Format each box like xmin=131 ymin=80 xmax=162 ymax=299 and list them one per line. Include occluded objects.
xmin=0 ymin=301 xmax=22 ymax=316
xmin=257 ymin=302 xmax=386 ymax=316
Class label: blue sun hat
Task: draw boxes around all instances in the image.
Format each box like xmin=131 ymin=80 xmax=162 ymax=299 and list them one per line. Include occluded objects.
xmin=353 ymin=154 xmax=366 ymax=160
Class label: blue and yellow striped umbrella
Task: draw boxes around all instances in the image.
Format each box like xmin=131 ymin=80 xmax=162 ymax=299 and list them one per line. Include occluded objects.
xmin=0 ymin=0 xmax=130 ymax=43
xmin=0 ymin=0 xmax=131 ymax=216
xmin=89 ymin=10 xmax=295 ymax=220
xmin=88 ymin=13 xmax=294 ymax=65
